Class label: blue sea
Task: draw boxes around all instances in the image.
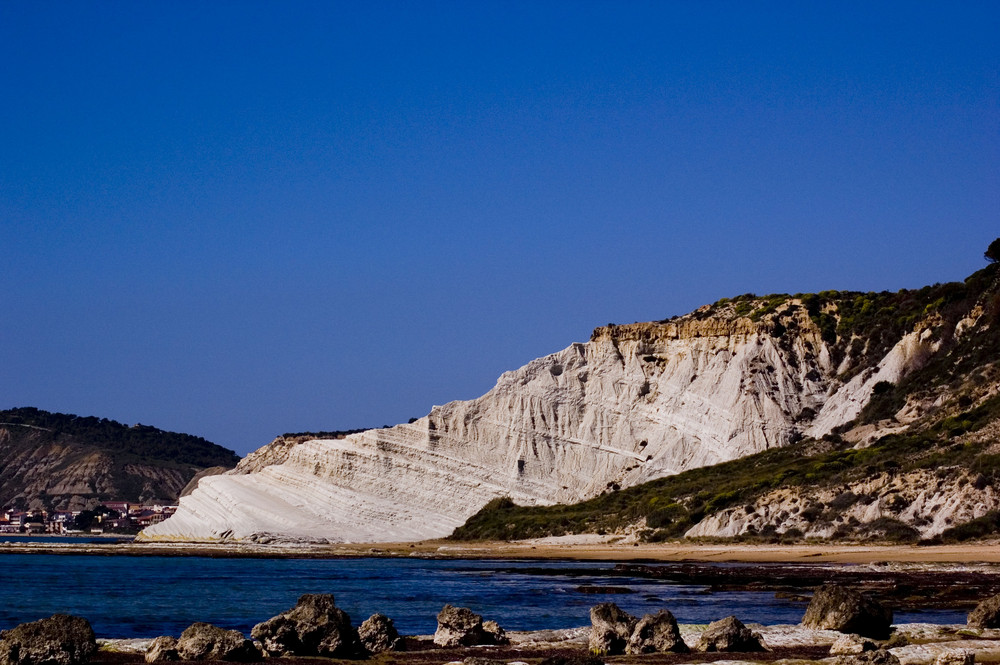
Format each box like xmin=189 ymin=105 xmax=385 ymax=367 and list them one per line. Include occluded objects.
xmin=0 ymin=551 xmax=966 ymax=638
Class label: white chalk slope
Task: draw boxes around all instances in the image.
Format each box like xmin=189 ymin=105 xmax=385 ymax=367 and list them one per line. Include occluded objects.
xmin=140 ymin=308 xmax=937 ymax=543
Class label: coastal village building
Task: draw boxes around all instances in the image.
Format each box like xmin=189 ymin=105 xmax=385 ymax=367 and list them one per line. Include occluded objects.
xmin=0 ymin=503 xmax=177 ymax=534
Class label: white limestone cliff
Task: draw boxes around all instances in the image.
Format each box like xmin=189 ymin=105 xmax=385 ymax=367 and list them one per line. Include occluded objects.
xmin=805 ymin=326 xmax=941 ymax=438
xmin=139 ymin=309 xmax=937 ymax=544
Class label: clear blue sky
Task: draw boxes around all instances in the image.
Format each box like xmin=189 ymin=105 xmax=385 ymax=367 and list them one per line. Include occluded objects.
xmin=2 ymin=2 xmax=997 ymax=456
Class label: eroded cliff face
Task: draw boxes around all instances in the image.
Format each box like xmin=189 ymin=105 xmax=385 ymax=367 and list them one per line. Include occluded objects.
xmin=141 ymin=304 xmax=941 ymax=544
xmin=684 ymin=467 xmax=999 ymax=540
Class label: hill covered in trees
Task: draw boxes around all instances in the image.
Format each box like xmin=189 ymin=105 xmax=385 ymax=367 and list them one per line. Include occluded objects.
xmin=0 ymin=408 xmax=240 ymax=511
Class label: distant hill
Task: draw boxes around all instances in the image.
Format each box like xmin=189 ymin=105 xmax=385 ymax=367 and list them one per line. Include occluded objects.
xmin=0 ymin=407 xmax=240 ymax=511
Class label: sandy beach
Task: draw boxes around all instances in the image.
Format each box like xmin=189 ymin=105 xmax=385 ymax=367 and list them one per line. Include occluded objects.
xmin=3 ymin=535 xmax=1000 ymax=564
xmin=425 ymin=537 xmax=1000 ymax=564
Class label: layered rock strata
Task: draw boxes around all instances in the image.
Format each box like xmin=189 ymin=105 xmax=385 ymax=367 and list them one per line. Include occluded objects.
xmin=141 ymin=308 xmax=936 ymax=544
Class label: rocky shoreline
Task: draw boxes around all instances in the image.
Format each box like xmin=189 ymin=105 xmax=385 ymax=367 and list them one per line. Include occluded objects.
xmin=31 ymin=619 xmax=1000 ymax=665
xmin=5 ymin=586 xmax=1000 ymax=665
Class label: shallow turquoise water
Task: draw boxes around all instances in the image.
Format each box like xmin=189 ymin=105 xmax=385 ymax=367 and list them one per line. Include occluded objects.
xmin=0 ymin=554 xmax=965 ymax=637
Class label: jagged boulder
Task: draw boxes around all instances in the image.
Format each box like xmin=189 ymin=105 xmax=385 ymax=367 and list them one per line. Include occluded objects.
xmin=144 ymin=636 xmax=180 ymax=663
xmin=968 ymin=593 xmax=1000 ymax=629
xmin=251 ymin=594 xmax=358 ymax=658
xmin=830 ymin=634 xmax=878 ymax=655
xmin=625 ymin=610 xmax=689 ymax=654
xmin=433 ymin=605 xmax=508 ymax=647
xmin=482 ymin=620 xmax=507 ymax=645
xmin=358 ymin=614 xmax=403 ymax=654
xmin=589 ymin=603 xmax=638 ymax=655
xmin=694 ymin=616 xmax=766 ymax=652
xmin=802 ymin=584 xmax=893 ymax=639
xmin=0 ymin=615 xmax=97 ymax=665
xmin=176 ymin=623 xmax=261 ymax=662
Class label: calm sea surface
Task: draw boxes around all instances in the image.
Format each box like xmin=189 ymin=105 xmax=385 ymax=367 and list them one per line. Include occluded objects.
xmin=1 ymin=551 xmax=965 ymax=638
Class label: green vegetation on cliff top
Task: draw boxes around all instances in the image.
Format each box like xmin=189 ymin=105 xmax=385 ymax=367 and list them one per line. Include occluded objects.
xmin=451 ymin=254 xmax=1000 ymax=544
xmin=690 ymin=262 xmax=998 ymax=383
xmin=451 ymin=392 xmax=1000 ymax=543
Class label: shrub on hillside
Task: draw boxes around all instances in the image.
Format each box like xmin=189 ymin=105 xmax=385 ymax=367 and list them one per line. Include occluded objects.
xmin=936 ymin=511 xmax=1000 ymax=542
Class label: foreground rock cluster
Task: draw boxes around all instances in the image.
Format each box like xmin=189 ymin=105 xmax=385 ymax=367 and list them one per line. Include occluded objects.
xmin=589 ymin=603 xmax=767 ymax=656
xmin=433 ymin=605 xmax=508 ymax=648
xmin=5 ymin=585 xmax=1000 ymax=665
xmin=134 ymin=594 xmax=512 ymax=662
xmin=586 ymin=583 xmax=899 ymax=657
xmin=143 ymin=594 xmax=406 ymax=662
xmin=589 ymin=604 xmax=689 ymax=655
xmin=0 ymin=615 xmax=96 ymax=665
xmin=145 ymin=625 xmax=260 ymax=663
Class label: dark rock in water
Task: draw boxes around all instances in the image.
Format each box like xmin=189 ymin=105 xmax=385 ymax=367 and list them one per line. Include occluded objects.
xmin=251 ymin=594 xmax=358 ymax=658
xmin=626 ymin=609 xmax=689 ymax=654
xmin=537 ymin=654 xmax=604 ymax=665
xmin=802 ymin=584 xmax=893 ymax=639
xmin=0 ymin=614 xmax=97 ymax=665
xmin=694 ymin=616 xmax=766 ymax=652
xmin=433 ymin=605 xmax=508 ymax=647
xmin=575 ymin=585 xmax=634 ymax=594
xmin=588 ymin=602 xmax=638 ymax=655
xmin=612 ymin=561 xmax=1000 ymax=612
xmin=144 ymin=636 xmax=180 ymax=663
xmin=358 ymin=613 xmax=404 ymax=654
xmin=176 ymin=623 xmax=261 ymax=662
xmin=968 ymin=593 xmax=1000 ymax=628
xmin=834 ymin=648 xmax=901 ymax=665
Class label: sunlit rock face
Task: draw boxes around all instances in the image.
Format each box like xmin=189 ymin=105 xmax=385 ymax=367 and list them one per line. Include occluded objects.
xmin=684 ymin=468 xmax=1000 ymax=540
xmin=140 ymin=310 xmax=933 ymax=544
